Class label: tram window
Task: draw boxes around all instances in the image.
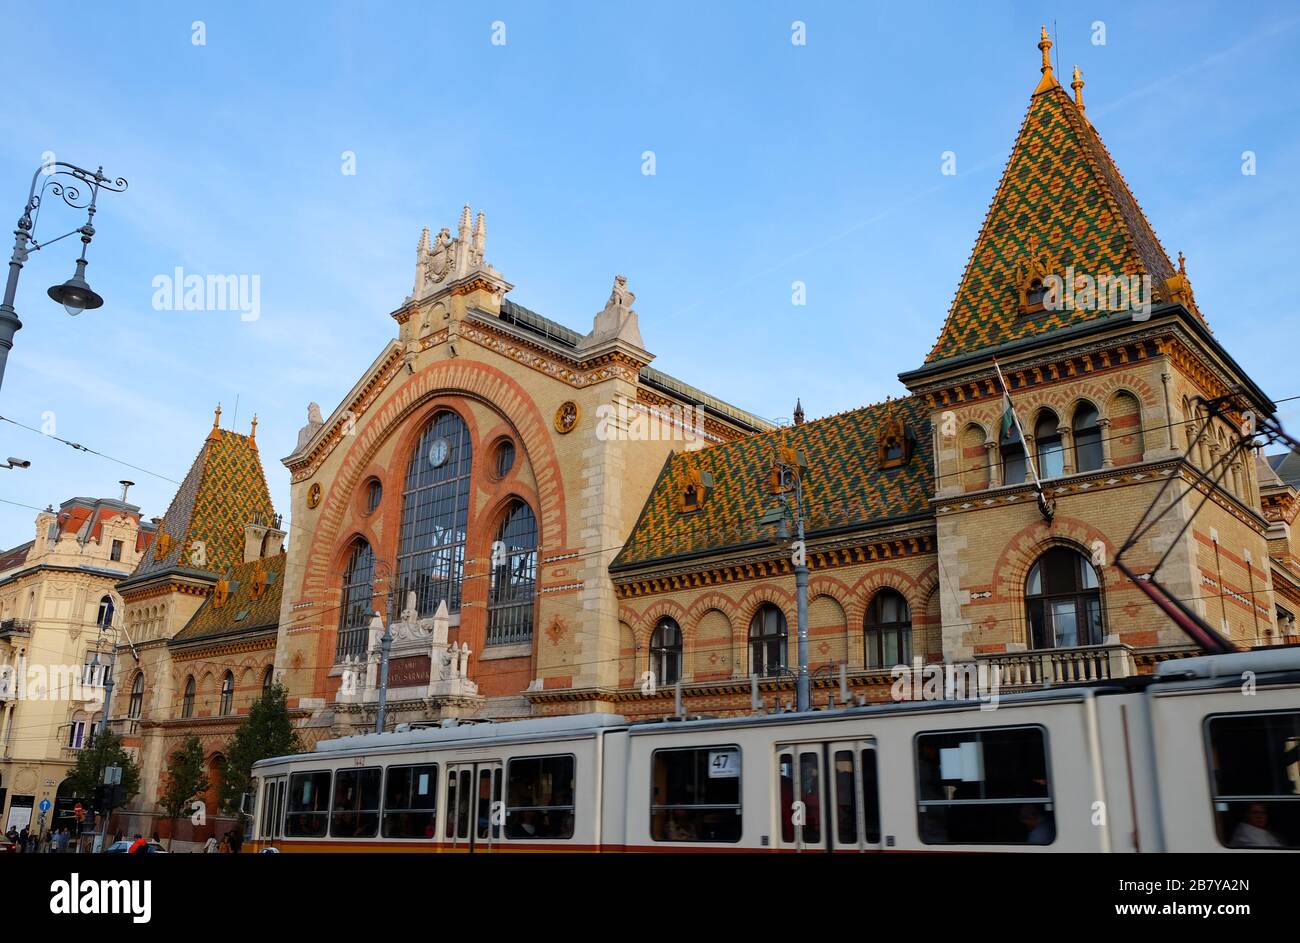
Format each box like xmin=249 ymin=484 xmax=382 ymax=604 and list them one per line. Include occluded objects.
xmin=331 ymin=767 xmax=381 ymax=838
xmin=861 ymin=749 xmax=881 ymax=844
xmin=383 ymin=764 xmax=439 ymax=839
xmin=285 ymin=771 xmax=332 ymax=838
xmin=650 ymin=747 xmax=742 ymax=843
xmin=275 ymin=778 xmax=287 ymax=839
xmin=476 ymin=768 xmax=502 ymax=840
xmin=778 ymin=752 xmax=821 ymax=844
xmin=505 ymin=755 xmax=575 ymax=840
xmin=835 ymin=752 xmax=857 ymax=844
xmin=455 ymin=769 xmax=472 ymax=838
xmin=261 ymin=781 xmax=279 ymax=839
xmin=1206 ymin=711 xmax=1300 ymax=850
xmin=914 ymin=726 xmax=1053 ymax=845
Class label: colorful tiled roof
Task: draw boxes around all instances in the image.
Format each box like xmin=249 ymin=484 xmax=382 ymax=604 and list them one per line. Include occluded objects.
xmin=924 ymin=52 xmax=1186 ymax=364
xmin=613 ymin=396 xmax=933 ymax=569
xmin=171 ymin=553 xmax=285 ymax=644
xmin=124 ymin=417 xmax=275 ymax=585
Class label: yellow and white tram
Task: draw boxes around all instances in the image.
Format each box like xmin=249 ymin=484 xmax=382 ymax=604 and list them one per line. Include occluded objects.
xmin=248 ymin=648 xmax=1300 ymax=853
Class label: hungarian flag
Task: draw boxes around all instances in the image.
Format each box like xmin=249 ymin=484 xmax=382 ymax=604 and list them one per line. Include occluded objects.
xmin=999 ymin=387 xmax=1016 ymax=440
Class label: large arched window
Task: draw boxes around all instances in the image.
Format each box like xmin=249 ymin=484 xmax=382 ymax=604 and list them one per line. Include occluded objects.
xmin=749 ymin=604 xmax=787 ymax=678
xmin=865 ymin=589 xmax=912 ymax=668
xmin=1072 ymin=403 xmax=1103 ymax=472
xmin=486 ymin=500 xmax=538 ymax=646
xmin=219 ymin=671 xmax=234 ymax=715
xmin=96 ymin=595 xmax=114 ymax=629
xmin=650 ymin=617 xmax=683 ymax=686
xmin=397 ymin=411 xmax=473 ymax=617
xmin=262 ymin=666 xmax=275 ymax=696
xmin=128 ymin=672 xmax=144 ymax=718
xmin=182 ymin=676 xmax=195 ymax=719
xmin=1025 ymin=547 xmax=1103 ymax=649
xmin=1034 ymin=410 xmax=1064 ymax=479
xmin=336 ymin=540 xmax=376 ymax=661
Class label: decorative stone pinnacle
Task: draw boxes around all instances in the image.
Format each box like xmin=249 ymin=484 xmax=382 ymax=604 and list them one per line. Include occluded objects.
xmin=1072 ymin=65 xmax=1085 ymax=112
xmin=1039 ymin=25 xmax=1052 ymax=73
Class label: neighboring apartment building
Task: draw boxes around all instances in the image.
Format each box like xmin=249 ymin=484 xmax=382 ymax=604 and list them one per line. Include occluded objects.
xmin=106 ymin=410 xmax=285 ymax=846
xmin=0 ymin=492 xmax=154 ymax=834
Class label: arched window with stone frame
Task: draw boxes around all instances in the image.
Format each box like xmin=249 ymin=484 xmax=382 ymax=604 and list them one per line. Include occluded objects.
xmin=748 ymin=604 xmax=787 ymax=678
xmin=1072 ymin=402 xmax=1103 ymax=473
xmin=182 ymin=676 xmax=196 ymax=719
xmin=1034 ymin=409 xmax=1064 ymax=479
xmin=486 ymin=499 xmax=538 ymax=647
xmin=650 ymin=617 xmax=683 ymax=686
xmin=336 ymin=539 xmax=376 ymax=662
xmin=864 ymin=589 xmax=912 ymax=669
xmin=1025 ymin=547 xmax=1104 ymax=649
xmin=219 ymin=671 xmax=235 ymax=715
xmin=396 ymin=410 xmax=474 ymax=618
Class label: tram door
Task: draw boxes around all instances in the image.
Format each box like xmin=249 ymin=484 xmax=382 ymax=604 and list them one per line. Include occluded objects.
xmin=777 ymin=740 xmax=881 ymax=852
xmin=259 ymin=776 xmax=287 ymax=845
xmin=445 ymin=762 xmax=503 ymax=852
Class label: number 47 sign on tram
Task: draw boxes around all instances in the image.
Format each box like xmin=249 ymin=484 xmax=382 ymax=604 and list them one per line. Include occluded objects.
xmin=708 ymin=750 xmax=739 ymax=779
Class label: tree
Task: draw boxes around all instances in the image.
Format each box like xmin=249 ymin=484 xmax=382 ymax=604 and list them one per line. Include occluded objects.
xmin=65 ymin=727 xmax=140 ymax=806
xmin=220 ymin=682 xmax=300 ymax=817
xmin=159 ymin=734 xmax=209 ymax=850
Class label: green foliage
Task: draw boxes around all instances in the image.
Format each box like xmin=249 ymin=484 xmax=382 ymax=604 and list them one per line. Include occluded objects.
xmin=65 ymin=727 xmax=140 ymax=803
xmin=220 ymin=682 xmax=300 ymax=815
xmin=159 ymin=734 xmax=209 ymax=824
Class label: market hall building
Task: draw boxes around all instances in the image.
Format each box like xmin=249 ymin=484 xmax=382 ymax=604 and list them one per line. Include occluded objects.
xmin=274 ymin=32 xmax=1300 ymax=741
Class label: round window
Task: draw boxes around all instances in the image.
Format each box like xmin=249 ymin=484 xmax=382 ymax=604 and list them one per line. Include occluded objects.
xmin=495 ymin=440 xmax=516 ymax=478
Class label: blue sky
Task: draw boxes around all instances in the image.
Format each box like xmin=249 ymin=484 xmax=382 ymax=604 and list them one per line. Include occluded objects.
xmin=1 ymin=0 xmax=1298 ymax=540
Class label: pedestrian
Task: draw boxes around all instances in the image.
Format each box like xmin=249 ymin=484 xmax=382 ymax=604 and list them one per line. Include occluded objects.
xmin=218 ymin=832 xmax=230 ymax=853
xmin=202 ymin=834 xmax=218 ymax=853
xmin=229 ymin=827 xmax=243 ymax=854
xmin=17 ymin=826 xmax=28 ymax=853
xmin=128 ymin=833 xmax=147 ymax=854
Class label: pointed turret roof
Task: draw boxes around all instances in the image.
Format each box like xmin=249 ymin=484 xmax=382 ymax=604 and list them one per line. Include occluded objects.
xmin=120 ymin=407 xmax=276 ymax=588
xmin=924 ymin=29 xmax=1193 ymax=364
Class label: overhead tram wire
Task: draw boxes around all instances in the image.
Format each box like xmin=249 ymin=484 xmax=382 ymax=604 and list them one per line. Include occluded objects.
xmin=0 ymin=414 xmax=180 ymax=485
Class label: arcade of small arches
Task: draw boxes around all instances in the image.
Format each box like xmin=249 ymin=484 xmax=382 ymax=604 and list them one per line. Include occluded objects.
xmin=618 ymin=544 xmax=1107 ymax=687
xmin=125 ymin=662 xmax=276 ymax=723
xmin=328 ymin=406 xmax=541 ymax=664
xmin=960 ymin=388 xmax=1147 ymax=492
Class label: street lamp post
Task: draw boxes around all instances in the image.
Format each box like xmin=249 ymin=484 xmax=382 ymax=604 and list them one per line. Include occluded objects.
xmin=374 ymin=612 xmax=393 ymax=735
xmin=762 ymin=447 xmax=811 ymax=712
xmin=0 ymin=160 xmax=127 ymax=393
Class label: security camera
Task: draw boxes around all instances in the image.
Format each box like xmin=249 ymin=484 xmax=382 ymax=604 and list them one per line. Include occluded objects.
xmin=3 ymin=458 xmax=31 ymax=469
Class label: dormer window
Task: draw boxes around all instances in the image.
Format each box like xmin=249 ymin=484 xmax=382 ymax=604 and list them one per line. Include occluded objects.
xmin=678 ymin=467 xmax=714 ymax=513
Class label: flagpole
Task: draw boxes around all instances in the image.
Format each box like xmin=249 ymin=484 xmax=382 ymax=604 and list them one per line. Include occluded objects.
xmin=993 ymin=357 xmax=1048 ymax=497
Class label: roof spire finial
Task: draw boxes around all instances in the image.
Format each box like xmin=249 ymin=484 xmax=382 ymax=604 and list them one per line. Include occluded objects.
xmin=793 ymin=399 xmax=805 ymax=426
xmin=1178 ymin=250 xmax=1187 ymax=275
xmin=1034 ymin=25 xmax=1058 ymax=93
xmin=207 ymin=403 xmax=222 ymax=442
xmin=1071 ymin=64 xmax=1086 ymax=112
xmin=249 ymin=414 xmax=258 ymax=448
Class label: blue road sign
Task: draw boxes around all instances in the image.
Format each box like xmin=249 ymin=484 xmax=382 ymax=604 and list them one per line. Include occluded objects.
xmin=38 ymin=799 xmax=51 ymax=814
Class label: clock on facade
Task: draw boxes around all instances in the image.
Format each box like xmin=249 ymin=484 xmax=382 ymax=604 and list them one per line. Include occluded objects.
xmin=428 ymin=436 xmax=451 ymax=468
